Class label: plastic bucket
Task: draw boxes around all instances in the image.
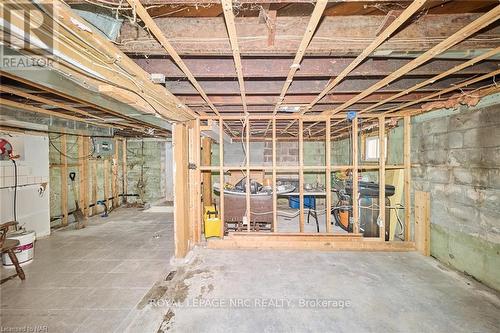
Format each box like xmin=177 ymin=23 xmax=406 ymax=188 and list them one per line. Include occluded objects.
xmin=2 ymin=230 xmax=35 ymax=267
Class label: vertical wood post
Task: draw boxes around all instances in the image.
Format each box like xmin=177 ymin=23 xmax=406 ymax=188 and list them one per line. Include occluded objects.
xmin=404 ymin=115 xmax=411 ymax=241
xmin=201 ymin=137 xmax=213 ymax=207
xmin=378 ymin=116 xmax=386 ymax=241
xmin=77 ymin=136 xmax=85 ymax=215
xmin=122 ymin=139 xmax=128 ymax=204
xmin=112 ymin=138 xmax=119 ymax=209
xmin=325 ymin=118 xmax=332 ymax=233
xmin=272 ymin=118 xmax=277 ymax=232
xmin=60 ymin=135 xmax=68 ymax=226
xmin=104 ymin=159 xmax=109 ymax=209
xmin=91 ymin=158 xmax=97 ymax=216
xmin=352 ymin=117 xmax=359 ymax=234
xmin=218 ymin=118 xmax=225 ymax=237
xmin=173 ymin=122 xmax=190 ymax=258
xmin=299 ymin=118 xmax=304 ymax=232
xmin=190 ymin=119 xmax=202 ymax=244
xmin=245 ymin=118 xmax=251 ymax=231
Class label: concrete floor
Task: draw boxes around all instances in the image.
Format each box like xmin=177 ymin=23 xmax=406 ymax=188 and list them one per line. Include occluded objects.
xmin=2 ymin=208 xmax=499 ymax=332
xmin=0 ymin=208 xmax=173 ymax=333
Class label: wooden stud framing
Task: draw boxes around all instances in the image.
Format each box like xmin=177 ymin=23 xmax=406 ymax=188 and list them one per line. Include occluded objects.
xmin=299 ymin=119 xmax=305 ymax=232
xmin=122 ymin=139 xmax=128 ymax=205
xmin=325 ymin=118 xmax=332 ymax=233
xmin=201 ymin=137 xmax=213 ymax=206
xmin=245 ymin=118 xmax=251 ymax=231
xmin=60 ymin=135 xmax=68 ymax=226
xmin=219 ymin=118 xmax=225 ymax=236
xmin=221 ymin=0 xmax=248 ymax=114
xmin=272 ymin=118 xmax=277 ymax=232
xmin=112 ymin=139 xmax=119 ymax=209
xmin=378 ymin=116 xmax=386 ymax=241
xmin=352 ymin=117 xmax=359 ymax=234
xmin=404 ymin=116 xmax=411 ymax=241
xmin=83 ymin=137 xmax=90 ymax=220
xmin=91 ymin=158 xmax=98 ymax=216
xmin=103 ymin=159 xmax=109 ymax=210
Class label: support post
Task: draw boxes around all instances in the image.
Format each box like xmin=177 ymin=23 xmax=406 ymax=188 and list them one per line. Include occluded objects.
xmin=104 ymin=159 xmax=109 ymax=209
xmin=60 ymin=135 xmax=68 ymax=226
xmin=173 ymin=122 xmax=191 ymax=258
xmin=112 ymin=138 xmax=119 ymax=209
xmin=325 ymin=118 xmax=332 ymax=233
xmin=91 ymin=158 xmax=97 ymax=216
xmin=299 ymin=118 xmax=304 ymax=232
xmin=245 ymin=118 xmax=251 ymax=231
xmin=219 ymin=118 xmax=225 ymax=237
xmin=190 ymin=119 xmax=202 ymax=244
xmin=379 ymin=116 xmax=386 ymax=241
xmin=415 ymin=191 xmax=430 ymax=256
xmin=201 ymin=137 xmax=213 ymax=207
xmin=272 ymin=118 xmax=277 ymax=232
xmin=352 ymin=117 xmax=359 ymax=234
xmin=404 ymin=115 xmax=411 ymax=241
xmin=122 ymin=139 xmax=127 ymax=204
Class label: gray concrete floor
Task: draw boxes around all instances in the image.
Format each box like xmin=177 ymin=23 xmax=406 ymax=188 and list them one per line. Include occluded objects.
xmin=2 ymin=208 xmax=499 ymax=333
xmin=132 ymin=248 xmax=500 ymax=333
xmin=0 ymin=208 xmax=173 ymax=333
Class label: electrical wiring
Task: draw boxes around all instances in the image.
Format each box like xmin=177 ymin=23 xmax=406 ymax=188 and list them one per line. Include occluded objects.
xmin=48 ymin=136 xmax=96 ymax=160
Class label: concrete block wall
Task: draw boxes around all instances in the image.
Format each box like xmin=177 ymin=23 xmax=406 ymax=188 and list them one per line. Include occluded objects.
xmin=411 ymin=96 xmax=500 ymax=291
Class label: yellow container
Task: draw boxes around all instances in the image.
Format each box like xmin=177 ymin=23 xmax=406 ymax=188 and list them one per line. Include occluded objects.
xmin=204 ymin=205 xmax=222 ymax=238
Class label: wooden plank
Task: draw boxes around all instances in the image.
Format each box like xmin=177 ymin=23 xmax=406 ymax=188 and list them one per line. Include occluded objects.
xmin=322 ymin=5 xmax=500 ymax=116
xmin=221 ymin=0 xmax=248 ymax=114
xmin=208 ymin=238 xmax=416 ymax=252
xmin=122 ymin=139 xmax=128 ymax=205
xmin=378 ymin=116 xmax=386 ymax=241
xmin=201 ymin=137 xmax=213 ymax=206
xmin=194 ymin=119 xmax=202 ymax=243
xmin=352 ymin=117 xmax=359 ymax=234
xmin=306 ymin=0 xmax=426 ymax=112
xmin=415 ymin=191 xmax=430 ymax=256
xmin=112 ymin=139 xmax=119 ymax=209
xmin=103 ymin=159 xmax=109 ymax=209
xmin=404 ymin=116 xmax=411 ymax=241
xmin=219 ymin=118 xmax=225 ymax=236
xmin=77 ymin=137 xmax=85 ymax=216
xmin=272 ymin=118 xmax=277 ymax=232
xmin=173 ymin=122 xmax=191 ymax=258
xmin=299 ymin=118 xmax=304 ymax=232
xmin=82 ymin=137 xmax=90 ymax=220
xmin=325 ymin=118 xmax=332 ymax=233
xmin=60 ymin=135 xmax=68 ymax=226
xmin=245 ymin=118 xmax=251 ymax=231
xmin=126 ymin=0 xmax=213 ymax=116
xmin=91 ymin=158 xmax=98 ymax=216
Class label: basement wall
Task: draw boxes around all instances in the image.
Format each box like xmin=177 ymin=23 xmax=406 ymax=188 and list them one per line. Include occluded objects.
xmin=410 ymin=94 xmax=500 ymax=291
xmin=48 ymin=137 xmax=168 ymax=226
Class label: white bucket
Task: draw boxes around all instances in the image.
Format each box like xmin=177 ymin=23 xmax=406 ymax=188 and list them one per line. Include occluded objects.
xmin=2 ymin=230 xmax=35 ymax=267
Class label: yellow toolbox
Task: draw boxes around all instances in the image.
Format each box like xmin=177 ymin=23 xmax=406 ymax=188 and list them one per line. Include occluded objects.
xmin=204 ymin=205 xmax=222 ymax=238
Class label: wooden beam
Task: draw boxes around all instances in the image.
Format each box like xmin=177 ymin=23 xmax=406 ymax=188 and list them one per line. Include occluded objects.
xmin=299 ymin=118 xmax=304 ymax=232
xmin=126 ymin=0 xmax=215 ymax=116
xmin=201 ymin=137 xmax=213 ymax=206
xmin=219 ymin=118 xmax=225 ymax=236
xmin=82 ymin=137 xmax=90 ymax=221
xmin=404 ymin=116 xmax=411 ymax=241
xmin=322 ymin=5 xmax=500 ymax=116
xmin=245 ymin=118 xmax=251 ymax=231
xmin=112 ymin=139 xmax=119 ymax=209
xmin=92 ymin=158 xmax=98 ymax=216
xmin=305 ymin=0 xmax=426 ymax=113
xmin=272 ymin=118 xmax=277 ymax=232
xmin=325 ymin=118 xmax=332 ymax=233
xmin=193 ymin=119 xmax=202 ymax=243
xmin=173 ymin=122 xmax=191 ymax=258
xmin=221 ymin=0 xmax=248 ymax=114
xmin=60 ymin=135 xmax=68 ymax=226
xmin=122 ymin=139 xmax=128 ymax=205
xmin=415 ymin=191 xmax=430 ymax=256
xmin=378 ymin=116 xmax=386 ymax=241
xmin=103 ymin=159 xmax=110 ymax=210
xmin=352 ymin=117 xmax=359 ymax=234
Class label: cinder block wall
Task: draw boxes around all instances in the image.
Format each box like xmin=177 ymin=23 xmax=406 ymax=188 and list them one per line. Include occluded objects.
xmin=411 ymin=95 xmax=500 ymax=290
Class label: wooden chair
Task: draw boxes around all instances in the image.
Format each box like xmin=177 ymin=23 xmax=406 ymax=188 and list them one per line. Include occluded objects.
xmin=0 ymin=221 xmax=26 ymax=284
